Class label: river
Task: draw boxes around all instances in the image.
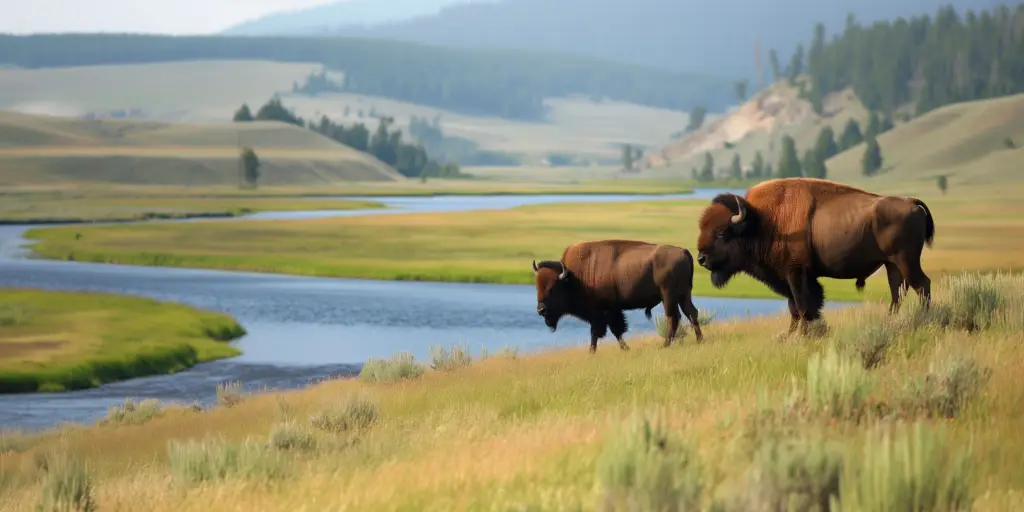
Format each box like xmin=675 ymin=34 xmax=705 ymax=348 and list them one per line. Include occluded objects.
xmin=0 ymin=189 xmax=846 ymax=431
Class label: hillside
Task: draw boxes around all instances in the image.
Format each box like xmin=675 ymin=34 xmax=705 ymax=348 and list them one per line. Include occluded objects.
xmin=0 ymin=111 xmax=405 ymax=187
xmin=826 ymin=93 xmax=1024 ymax=185
xmin=0 ymin=34 xmax=732 ymax=122
xmin=242 ymin=0 xmax=1009 ymax=79
xmin=647 ymin=82 xmax=870 ymax=175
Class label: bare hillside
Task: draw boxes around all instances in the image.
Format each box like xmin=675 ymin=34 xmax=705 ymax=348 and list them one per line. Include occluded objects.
xmin=0 ymin=111 xmax=405 ymax=187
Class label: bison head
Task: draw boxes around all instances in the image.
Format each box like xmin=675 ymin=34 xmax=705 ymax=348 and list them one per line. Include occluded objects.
xmin=532 ymin=259 xmax=570 ymax=332
xmin=696 ymin=193 xmax=757 ymax=289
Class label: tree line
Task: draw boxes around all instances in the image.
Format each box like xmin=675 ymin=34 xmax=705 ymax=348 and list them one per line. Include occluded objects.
xmin=780 ymin=5 xmax=1024 ymax=117
xmin=234 ymin=98 xmax=463 ymax=179
xmin=693 ymin=112 xmax=894 ymax=183
xmin=0 ymin=34 xmax=733 ymax=121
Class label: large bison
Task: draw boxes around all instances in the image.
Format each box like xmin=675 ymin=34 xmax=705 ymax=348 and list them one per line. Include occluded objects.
xmin=533 ymin=239 xmax=704 ymax=353
xmin=695 ymin=178 xmax=935 ymax=337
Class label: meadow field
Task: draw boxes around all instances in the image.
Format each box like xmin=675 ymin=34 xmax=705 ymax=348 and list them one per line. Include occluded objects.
xmin=1 ymin=273 xmax=1023 ymax=510
xmin=0 ymin=289 xmax=245 ymax=393
xmin=23 ymin=182 xmax=1024 ymax=302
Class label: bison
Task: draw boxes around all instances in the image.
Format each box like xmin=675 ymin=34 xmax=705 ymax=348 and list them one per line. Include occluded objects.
xmin=695 ymin=178 xmax=935 ymax=337
xmin=533 ymin=239 xmax=704 ymax=353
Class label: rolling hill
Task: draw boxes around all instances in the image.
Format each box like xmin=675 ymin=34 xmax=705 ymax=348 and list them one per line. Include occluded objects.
xmin=230 ymin=0 xmax=1010 ymax=80
xmin=0 ymin=111 xmax=405 ymax=187
xmin=222 ymin=0 xmax=473 ymax=35
xmin=825 ymin=93 xmax=1024 ymax=186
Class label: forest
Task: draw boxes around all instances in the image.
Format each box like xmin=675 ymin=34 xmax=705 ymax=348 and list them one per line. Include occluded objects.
xmin=0 ymin=34 xmax=732 ymax=121
xmin=790 ymin=4 xmax=1024 ymax=116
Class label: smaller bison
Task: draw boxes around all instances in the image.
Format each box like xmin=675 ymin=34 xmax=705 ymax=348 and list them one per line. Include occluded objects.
xmin=533 ymin=239 xmax=704 ymax=353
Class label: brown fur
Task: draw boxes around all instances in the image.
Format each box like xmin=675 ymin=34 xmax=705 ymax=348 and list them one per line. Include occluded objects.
xmin=533 ymin=239 xmax=704 ymax=352
xmin=695 ymin=178 xmax=934 ymax=336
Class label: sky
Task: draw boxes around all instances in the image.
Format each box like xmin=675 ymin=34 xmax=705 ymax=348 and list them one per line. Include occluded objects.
xmin=0 ymin=0 xmax=339 ymax=35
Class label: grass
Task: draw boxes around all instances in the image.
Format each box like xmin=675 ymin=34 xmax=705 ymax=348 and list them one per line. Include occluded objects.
xmin=0 ymin=192 xmax=383 ymax=223
xmin=0 ymin=288 xmax=246 ymax=393
xmin=0 ymin=273 xmax=1022 ymax=510
xmin=23 ymin=184 xmax=1024 ymax=301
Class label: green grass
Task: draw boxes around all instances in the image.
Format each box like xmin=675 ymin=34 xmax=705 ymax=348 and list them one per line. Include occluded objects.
xmin=0 ymin=192 xmax=384 ymax=223
xmin=0 ymin=288 xmax=246 ymax=393
xmin=0 ymin=273 xmax=1022 ymax=510
xmin=23 ymin=186 xmax=1024 ymax=301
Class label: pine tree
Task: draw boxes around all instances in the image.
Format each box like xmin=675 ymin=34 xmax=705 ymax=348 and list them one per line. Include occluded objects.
xmin=749 ymin=151 xmax=765 ymax=179
xmin=802 ymin=149 xmax=827 ymax=179
xmin=865 ymin=111 xmax=882 ymax=139
xmin=777 ymin=135 xmax=802 ymax=178
xmin=861 ymin=135 xmax=883 ymax=176
xmin=814 ymin=125 xmax=839 ymax=161
xmin=232 ymin=104 xmax=253 ymax=122
xmin=730 ymin=154 xmax=742 ymax=180
xmin=839 ymin=118 xmax=863 ymax=151
xmin=699 ymin=152 xmax=715 ymax=182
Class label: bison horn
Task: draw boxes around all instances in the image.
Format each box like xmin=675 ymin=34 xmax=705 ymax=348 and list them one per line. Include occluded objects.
xmin=532 ymin=260 xmax=539 ymax=272
xmin=558 ymin=262 xmax=569 ymax=280
xmin=731 ymin=194 xmax=746 ymax=225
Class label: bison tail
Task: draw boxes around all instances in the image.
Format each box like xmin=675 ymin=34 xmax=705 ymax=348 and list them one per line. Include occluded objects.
xmin=684 ymin=248 xmax=696 ymax=282
xmin=911 ymin=198 xmax=935 ymax=248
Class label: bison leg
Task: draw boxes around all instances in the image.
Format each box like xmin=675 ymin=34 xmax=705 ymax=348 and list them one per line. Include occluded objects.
xmin=680 ymin=293 xmax=704 ymax=343
xmin=606 ymin=310 xmax=631 ymax=351
xmin=660 ymin=296 xmax=682 ymax=348
xmin=588 ymin=317 xmax=608 ymax=354
xmin=884 ymin=262 xmax=909 ymax=313
xmin=786 ymin=269 xmax=824 ymax=337
xmin=893 ymin=253 xmax=932 ymax=310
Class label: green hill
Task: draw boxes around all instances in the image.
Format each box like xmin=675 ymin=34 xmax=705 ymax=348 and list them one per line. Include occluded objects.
xmin=826 ymin=93 xmax=1024 ymax=186
xmin=0 ymin=111 xmax=405 ymax=187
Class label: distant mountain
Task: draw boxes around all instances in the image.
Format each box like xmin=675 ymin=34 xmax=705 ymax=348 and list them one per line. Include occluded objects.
xmin=221 ymin=0 xmax=483 ymax=35
xmin=238 ymin=0 xmax=1010 ymax=79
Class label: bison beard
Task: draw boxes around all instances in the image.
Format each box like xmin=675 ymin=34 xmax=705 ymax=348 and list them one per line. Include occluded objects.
xmin=710 ymin=270 xmax=733 ymax=289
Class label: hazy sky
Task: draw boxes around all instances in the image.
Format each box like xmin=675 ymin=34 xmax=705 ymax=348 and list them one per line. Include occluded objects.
xmin=0 ymin=0 xmax=338 ymax=35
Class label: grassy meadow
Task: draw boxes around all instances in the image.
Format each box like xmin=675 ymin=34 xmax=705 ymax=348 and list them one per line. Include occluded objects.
xmin=23 ymin=183 xmax=1024 ymax=302
xmin=0 ymin=289 xmax=245 ymax=393
xmin=1 ymin=273 xmax=1023 ymax=510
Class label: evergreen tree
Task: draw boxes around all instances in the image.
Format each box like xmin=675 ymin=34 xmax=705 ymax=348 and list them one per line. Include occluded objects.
xmin=880 ymin=113 xmax=894 ymax=133
xmin=749 ymin=150 xmax=765 ymax=178
xmin=686 ymin=106 xmax=707 ymax=132
xmin=776 ymin=135 xmax=802 ymax=178
xmin=813 ymin=125 xmax=839 ymax=161
xmin=768 ymin=49 xmax=782 ymax=83
xmin=734 ymin=79 xmax=748 ymax=102
xmin=239 ymin=147 xmax=260 ymax=188
xmin=621 ymin=144 xmax=635 ymax=171
xmin=861 ymin=135 xmax=883 ymax=176
xmin=839 ymin=118 xmax=863 ymax=151
xmin=699 ymin=152 xmax=715 ymax=182
xmin=786 ymin=44 xmax=805 ymax=83
xmin=865 ymin=111 xmax=882 ymax=139
xmin=730 ymin=153 xmax=742 ymax=181
xmin=232 ymin=104 xmax=253 ymax=122
xmin=802 ymin=148 xmax=827 ymax=179
xmin=937 ymin=175 xmax=948 ymax=195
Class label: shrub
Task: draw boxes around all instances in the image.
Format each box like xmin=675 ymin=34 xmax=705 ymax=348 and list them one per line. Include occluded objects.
xmin=940 ymin=273 xmax=1003 ymax=332
xmin=36 ymin=453 xmax=96 ymax=512
xmin=595 ymin=414 xmax=704 ymax=511
xmin=309 ymin=397 xmax=379 ymax=434
xmin=429 ymin=343 xmax=474 ymax=372
xmin=802 ymin=346 xmax=872 ymax=420
xmin=0 ymin=303 xmax=29 ymax=327
xmin=268 ymin=422 xmax=316 ymax=451
xmin=654 ymin=309 xmax=716 ymax=341
xmin=167 ymin=437 xmax=287 ymax=486
xmin=216 ymin=381 xmax=244 ymax=407
xmin=836 ymin=422 xmax=973 ymax=511
xmin=359 ymin=352 xmax=425 ymax=383
xmin=0 ymin=429 xmax=29 ymax=454
xmin=722 ymin=434 xmax=843 ymax=512
xmin=101 ymin=397 xmax=162 ymax=426
xmin=900 ymin=356 xmax=991 ymax=419
xmin=832 ymin=318 xmax=896 ymax=370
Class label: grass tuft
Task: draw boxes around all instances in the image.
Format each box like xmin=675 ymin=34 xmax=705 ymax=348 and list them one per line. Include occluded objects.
xmin=268 ymin=421 xmax=316 ymax=452
xmin=940 ymin=273 xmax=1004 ymax=332
xmin=309 ymin=396 xmax=380 ymax=434
xmin=836 ymin=422 xmax=974 ymax=511
xmin=801 ymin=346 xmax=873 ymax=420
xmin=359 ymin=352 xmax=425 ymax=383
xmin=654 ymin=309 xmax=716 ymax=342
xmin=216 ymin=381 xmax=244 ymax=408
xmin=429 ymin=342 xmax=474 ymax=372
xmin=900 ymin=355 xmax=992 ymax=419
xmin=36 ymin=453 xmax=96 ymax=512
xmin=100 ymin=397 xmax=162 ymax=426
xmin=722 ymin=433 xmax=844 ymax=512
xmin=595 ymin=414 xmax=704 ymax=511
xmin=167 ymin=437 xmax=288 ymax=486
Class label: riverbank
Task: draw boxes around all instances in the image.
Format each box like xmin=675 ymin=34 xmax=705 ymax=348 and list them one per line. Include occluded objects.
xmin=0 ymin=195 xmax=384 ymax=224
xmin=23 ymin=190 xmax=1024 ymax=302
xmin=0 ymin=272 xmax=1021 ymax=510
xmin=0 ymin=289 xmax=245 ymax=394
